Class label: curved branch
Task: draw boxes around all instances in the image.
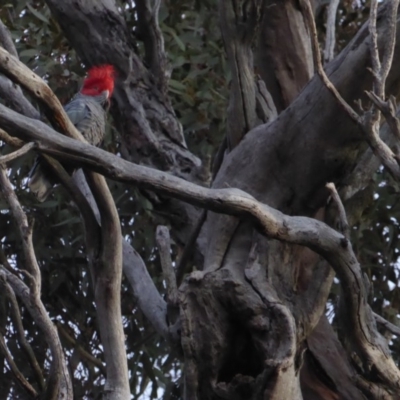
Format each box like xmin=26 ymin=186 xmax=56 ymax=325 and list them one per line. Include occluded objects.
xmin=0 ymin=331 xmax=38 ymax=398
xmin=56 ymin=322 xmax=106 ymax=375
xmin=0 ymin=47 xmax=83 ymax=142
xmin=0 ymin=46 xmax=129 ymax=398
xmin=0 ymin=20 xmax=40 ymax=122
xmin=374 ymin=312 xmax=400 ymax=336
xmin=0 ymin=167 xmax=41 ymax=293
xmin=0 ymin=45 xmax=168 ymax=342
xmin=0 ymin=142 xmax=35 ymax=164
xmin=0 ymin=75 xmax=40 ymax=119
xmin=0 ymin=167 xmax=73 ymax=399
xmin=0 ymin=127 xmax=25 ymax=147
xmin=73 ymin=171 xmax=169 ymax=339
xmin=300 ymin=0 xmax=361 ymax=123
xmin=0 ymin=19 xmax=18 ymax=58
xmin=0 ymin=104 xmax=399 ymax=390
xmin=84 ymin=170 xmax=129 ymax=398
xmin=2 ymin=280 xmax=45 ymax=390
xmin=156 ymin=225 xmax=179 ymax=328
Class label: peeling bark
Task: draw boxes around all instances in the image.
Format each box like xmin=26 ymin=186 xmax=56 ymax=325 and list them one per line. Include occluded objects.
xmin=256 ymin=0 xmax=314 ymax=112
xmin=194 ymin=7 xmax=400 ymax=398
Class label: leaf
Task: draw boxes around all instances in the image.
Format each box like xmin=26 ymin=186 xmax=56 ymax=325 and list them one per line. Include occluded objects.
xmin=172 ymin=33 xmax=185 ymax=51
xmin=169 ymin=79 xmax=186 ymax=92
xmin=162 ymin=25 xmax=186 ymax=51
xmin=19 ymin=48 xmax=38 ymax=58
xmin=26 ymin=3 xmax=49 ymax=24
xmin=35 ymin=200 xmax=59 ymax=208
xmin=52 ymin=216 xmax=81 ymax=228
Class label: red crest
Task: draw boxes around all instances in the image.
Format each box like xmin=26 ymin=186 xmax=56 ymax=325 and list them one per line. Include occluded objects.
xmin=81 ymin=65 xmax=115 ymax=97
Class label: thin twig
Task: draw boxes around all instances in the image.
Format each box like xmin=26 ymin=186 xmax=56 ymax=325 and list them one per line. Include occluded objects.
xmin=56 ymin=323 xmax=106 ymax=375
xmin=369 ymin=0 xmax=382 ymax=96
xmin=361 ymin=0 xmax=400 ymax=180
xmin=302 ymin=0 xmax=400 ymax=181
xmin=0 ymin=46 xmax=84 ymax=142
xmin=324 ymin=0 xmax=340 ymax=64
xmin=0 ymin=248 xmax=16 ymax=273
xmin=0 ymin=75 xmax=40 ymax=119
xmin=326 ymin=182 xmax=350 ymax=239
xmin=365 ymin=92 xmax=400 ymax=141
xmin=1 ymin=267 xmax=73 ymax=398
xmin=41 ymin=156 xmax=101 ymax=263
xmin=0 ymin=127 xmax=25 ymax=148
xmin=156 ymin=226 xmax=179 ymax=306
xmin=0 ymin=332 xmax=38 ymax=398
xmin=374 ymin=312 xmax=400 ymax=336
xmin=0 ymin=167 xmax=72 ymax=398
xmin=366 ymin=0 xmax=400 ymax=141
xmin=0 ymin=142 xmax=35 ymax=164
xmin=2 ymin=280 xmax=45 ymax=390
xmin=0 ymin=19 xmax=18 ymax=59
xmin=0 ymin=167 xmax=41 ymax=292
xmin=176 ymin=209 xmax=207 ymax=285
xmin=363 ymin=0 xmax=400 ymax=179
xmin=300 ymin=0 xmax=361 ymax=124
xmin=362 ymin=112 xmax=400 ymax=179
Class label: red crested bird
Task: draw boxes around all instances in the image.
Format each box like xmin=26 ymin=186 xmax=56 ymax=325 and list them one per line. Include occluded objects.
xmin=28 ymin=65 xmax=115 ymax=202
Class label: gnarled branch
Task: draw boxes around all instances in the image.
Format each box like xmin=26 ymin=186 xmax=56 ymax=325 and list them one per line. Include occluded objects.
xmin=0 ymin=102 xmax=399 ymax=391
xmin=0 ymin=167 xmax=72 ymax=399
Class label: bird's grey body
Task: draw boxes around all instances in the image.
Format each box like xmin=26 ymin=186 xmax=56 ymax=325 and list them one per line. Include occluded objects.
xmin=63 ymin=91 xmax=108 ymax=146
xmin=29 ymin=91 xmax=109 ymax=201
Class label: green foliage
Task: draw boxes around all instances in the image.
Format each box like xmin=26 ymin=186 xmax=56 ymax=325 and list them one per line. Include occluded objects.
xmin=160 ymin=0 xmax=228 ymax=157
xmin=351 ymin=169 xmax=400 ymax=363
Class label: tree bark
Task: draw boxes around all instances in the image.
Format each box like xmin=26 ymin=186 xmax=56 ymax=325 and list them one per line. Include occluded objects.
xmin=256 ymin=0 xmax=314 ymax=113
xmin=191 ymin=8 xmax=400 ymax=398
xmin=1 ymin=1 xmax=400 ymax=398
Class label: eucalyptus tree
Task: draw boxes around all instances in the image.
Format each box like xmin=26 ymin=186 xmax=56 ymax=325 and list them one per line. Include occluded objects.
xmin=0 ymin=1 xmax=400 ymax=399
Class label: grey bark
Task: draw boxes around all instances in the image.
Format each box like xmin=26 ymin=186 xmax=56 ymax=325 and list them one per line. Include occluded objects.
xmin=74 ymin=171 xmax=169 ymax=339
xmin=219 ymin=0 xmax=265 ymax=150
xmin=1 ymin=97 xmax=400 ymax=396
xmin=194 ymin=6 xmax=400 ymax=399
xmin=0 ymin=168 xmax=73 ymax=399
xmin=256 ymin=0 xmax=314 ymax=113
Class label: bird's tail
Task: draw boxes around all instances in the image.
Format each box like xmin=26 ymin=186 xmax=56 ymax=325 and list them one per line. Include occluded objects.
xmin=28 ymin=159 xmax=54 ymax=202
